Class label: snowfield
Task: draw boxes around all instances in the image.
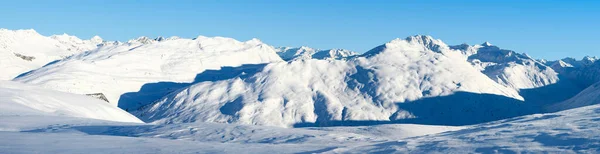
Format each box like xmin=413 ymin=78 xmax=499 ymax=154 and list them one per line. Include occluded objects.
xmin=0 ymin=29 xmax=101 ymax=80
xmin=2 ymin=86 xmax=599 ymax=153
xmin=334 ymin=104 xmax=600 ymax=153
xmin=1 ymin=28 xmax=600 ymax=153
xmin=0 ymin=81 xmax=142 ymax=125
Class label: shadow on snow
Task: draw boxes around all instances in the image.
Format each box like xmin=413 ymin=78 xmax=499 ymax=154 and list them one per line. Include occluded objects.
xmin=118 ymin=63 xmax=267 ymax=111
xmin=120 ymin=63 xmax=588 ymax=127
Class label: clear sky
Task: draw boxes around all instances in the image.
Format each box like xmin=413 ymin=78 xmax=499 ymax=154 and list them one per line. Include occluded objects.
xmin=1 ymin=0 xmax=598 ymax=60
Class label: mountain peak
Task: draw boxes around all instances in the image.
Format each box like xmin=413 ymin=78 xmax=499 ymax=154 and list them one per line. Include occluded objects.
xmin=154 ymin=36 xmax=165 ymax=41
xmin=128 ymin=36 xmax=156 ymax=44
xmin=583 ymin=56 xmax=598 ymax=61
xmin=482 ymin=42 xmax=493 ymax=47
xmin=245 ymin=38 xmax=263 ymax=45
xmin=90 ymin=35 xmax=103 ymax=44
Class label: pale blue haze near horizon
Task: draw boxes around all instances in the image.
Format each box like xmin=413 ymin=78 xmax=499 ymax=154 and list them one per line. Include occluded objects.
xmin=0 ymin=0 xmax=598 ymax=60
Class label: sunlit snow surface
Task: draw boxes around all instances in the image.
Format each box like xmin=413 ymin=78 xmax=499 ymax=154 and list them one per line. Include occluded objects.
xmin=2 ymin=88 xmax=600 ymax=153
xmin=2 ymin=29 xmax=600 ymax=153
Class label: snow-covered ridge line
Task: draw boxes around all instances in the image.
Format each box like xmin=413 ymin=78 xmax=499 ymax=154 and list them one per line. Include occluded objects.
xmin=4 ymin=28 xmax=600 ymax=128
xmin=134 ymin=35 xmax=535 ymax=128
xmin=13 ymin=29 xmax=284 ymax=110
xmin=275 ymin=46 xmax=359 ymax=60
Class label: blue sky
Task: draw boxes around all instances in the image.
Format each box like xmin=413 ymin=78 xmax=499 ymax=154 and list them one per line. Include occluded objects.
xmin=1 ymin=0 xmax=598 ymax=60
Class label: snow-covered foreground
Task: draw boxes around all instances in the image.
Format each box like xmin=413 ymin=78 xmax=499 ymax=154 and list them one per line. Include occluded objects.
xmin=0 ymin=81 xmax=141 ymax=125
xmin=334 ymin=104 xmax=600 ymax=153
xmin=0 ymin=81 xmax=462 ymax=153
xmin=1 ymin=79 xmax=598 ymax=153
xmin=3 ymin=102 xmax=600 ymax=153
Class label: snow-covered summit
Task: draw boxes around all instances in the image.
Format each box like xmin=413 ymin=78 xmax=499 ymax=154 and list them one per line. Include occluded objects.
xmin=365 ymin=35 xmax=448 ymax=57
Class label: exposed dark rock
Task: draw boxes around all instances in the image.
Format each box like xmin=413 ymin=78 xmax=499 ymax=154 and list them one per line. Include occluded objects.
xmin=14 ymin=53 xmax=35 ymax=61
xmin=86 ymin=93 xmax=110 ymax=103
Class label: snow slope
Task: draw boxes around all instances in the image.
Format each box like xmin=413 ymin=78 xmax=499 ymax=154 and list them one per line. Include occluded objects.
xmin=451 ymin=42 xmax=559 ymax=90
xmin=0 ymin=29 xmax=101 ymax=80
xmin=275 ymin=46 xmax=358 ymax=60
xmin=548 ymin=81 xmax=600 ymax=112
xmin=335 ymin=104 xmax=600 ymax=153
xmin=14 ymin=36 xmax=283 ymax=110
xmin=2 ymin=89 xmax=598 ymax=153
xmin=0 ymin=117 xmax=461 ymax=154
xmin=135 ymin=35 xmax=526 ymax=128
xmin=0 ymin=81 xmax=141 ymax=125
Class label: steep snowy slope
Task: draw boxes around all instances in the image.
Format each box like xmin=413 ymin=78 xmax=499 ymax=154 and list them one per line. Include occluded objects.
xmin=275 ymin=46 xmax=358 ymax=60
xmin=337 ymin=104 xmax=600 ymax=153
xmin=0 ymin=29 xmax=101 ymax=80
xmin=0 ymin=81 xmax=141 ymax=124
xmin=14 ymin=36 xmax=283 ymax=110
xmin=451 ymin=42 xmax=559 ymax=90
xmin=547 ymin=81 xmax=600 ymax=112
xmin=135 ymin=35 xmax=526 ymax=128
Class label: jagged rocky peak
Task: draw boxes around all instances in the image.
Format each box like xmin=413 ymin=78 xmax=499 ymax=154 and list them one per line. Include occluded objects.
xmin=154 ymin=36 xmax=166 ymax=42
xmin=274 ymin=46 xmax=358 ymax=60
xmin=403 ymin=35 xmax=447 ymax=52
xmin=582 ymin=56 xmax=598 ymax=65
xmin=550 ymin=56 xmax=599 ymax=69
xmin=481 ymin=41 xmax=493 ymax=47
xmin=551 ymin=60 xmax=574 ymax=69
xmin=468 ymin=43 xmax=525 ymax=63
xmin=449 ymin=43 xmax=470 ymax=51
xmin=128 ymin=36 xmax=156 ymax=44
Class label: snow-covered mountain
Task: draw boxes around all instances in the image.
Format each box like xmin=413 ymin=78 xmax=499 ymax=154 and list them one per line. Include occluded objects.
xmin=135 ymin=35 xmax=529 ymax=128
xmin=2 ymin=28 xmax=600 ymax=153
xmin=14 ymin=36 xmax=283 ymax=111
xmin=451 ymin=42 xmax=559 ymax=90
xmin=0 ymin=81 xmax=141 ymax=124
xmin=548 ymin=57 xmax=600 ymax=87
xmin=547 ymin=56 xmax=598 ymax=68
xmin=275 ymin=46 xmax=358 ymax=60
xmin=0 ymin=29 xmax=102 ymax=80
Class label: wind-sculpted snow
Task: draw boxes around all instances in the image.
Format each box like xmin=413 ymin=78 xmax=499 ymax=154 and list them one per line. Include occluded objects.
xmin=0 ymin=29 xmax=102 ymax=80
xmin=0 ymin=81 xmax=142 ymax=124
xmin=14 ymin=36 xmax=283 ymax=109
xmin=136 ymin=35 xmax=526 ymax=128
xmin=336 ymin=104 xmax=600 ymax=153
